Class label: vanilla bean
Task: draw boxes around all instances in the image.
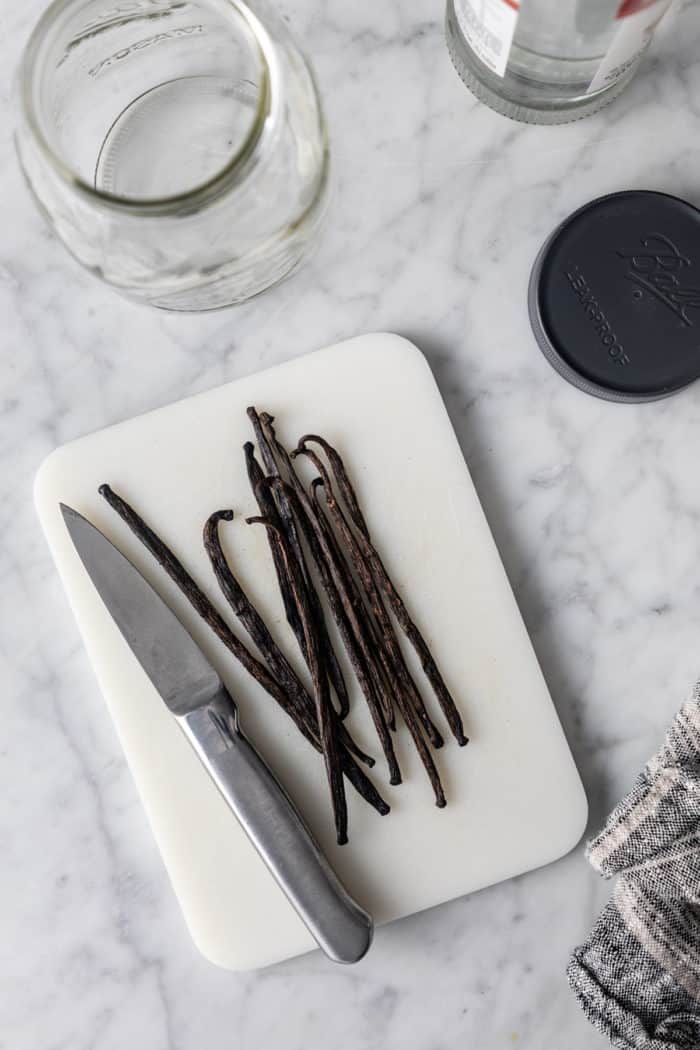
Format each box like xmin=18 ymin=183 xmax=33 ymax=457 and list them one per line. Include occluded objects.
xmin=310 ymin=480 xmax=396 ymax=734
xmin=261 ymin=459 xmax=405 ymax=789
xmin=304 ymin=487 xmax=397 ymax=743
xmin=301 ymin=450 xmax=444 ymax=750
xmin=258 ymin=415 xmax=399 ymax=740
xmin=99 ymin=484 xmax=388 ymax=816
xmin=307 ymin=480 xmax=445 ymax=807
xmin=298 ymin=434 xmax=370 ymax=536
xmin=263 ymin=471 xmax=402 ymax=788
xmin=297 ymin=436 xmax=468 ymax=747
xmin=258 ymin=422 xmax=443 ymax=805
xmin=246 ymin=417 xmax=350 ymax=720
xmin=394 ymin=683 xmax=447 ymax=807
xmin=203 ymin=509 xmax=310 ymax=731
xmin=203 ymin=509 xmax=374 ymax=771
xmin=248 ymin=515 xmax=348 ymax=846
xmin=244 ymin=444 xmax=306 ymax=659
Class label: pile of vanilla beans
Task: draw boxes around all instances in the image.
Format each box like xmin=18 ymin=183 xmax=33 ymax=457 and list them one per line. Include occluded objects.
xmin=100 ymin=407 xmax=467 ymax=844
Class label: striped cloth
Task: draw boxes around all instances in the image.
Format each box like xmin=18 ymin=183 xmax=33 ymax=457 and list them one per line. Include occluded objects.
xmin=568 ymin=687 xmax=700 ymax=1050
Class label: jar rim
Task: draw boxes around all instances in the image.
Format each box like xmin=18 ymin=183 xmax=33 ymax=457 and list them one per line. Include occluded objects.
xmin=18 ymin=0 xmax=279 ymax=212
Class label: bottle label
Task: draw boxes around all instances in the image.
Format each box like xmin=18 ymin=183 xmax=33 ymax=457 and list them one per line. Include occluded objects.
xmin=587 ymin=0 xmax=673 ymax=94
xmin=453 ymin=0 xmax=520 ymax=79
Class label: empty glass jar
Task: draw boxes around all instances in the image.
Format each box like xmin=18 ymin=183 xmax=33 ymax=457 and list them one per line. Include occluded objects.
xmin=16 ymin=0 xmax=329 ymax=309
xmin=446 ymin=0 xmax=673 ymax=123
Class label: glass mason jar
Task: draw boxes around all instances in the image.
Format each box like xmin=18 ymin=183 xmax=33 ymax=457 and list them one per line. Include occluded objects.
xmin=446 ymin=0 xmax=673 ymax=124
xmin=16 ymin=0 xmax=329 ymax=310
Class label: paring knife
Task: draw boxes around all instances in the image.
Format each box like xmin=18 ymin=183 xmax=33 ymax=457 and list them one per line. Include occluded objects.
xmin=61 ymin=504 xmax=373 ymax=964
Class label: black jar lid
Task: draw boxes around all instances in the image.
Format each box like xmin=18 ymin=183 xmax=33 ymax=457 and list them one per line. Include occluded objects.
xmin=528 ymin=191 xmax=700 ymax=403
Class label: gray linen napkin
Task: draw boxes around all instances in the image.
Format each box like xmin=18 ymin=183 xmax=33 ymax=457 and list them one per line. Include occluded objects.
xmin=568 ymin=686 xmax=700 ymax=1050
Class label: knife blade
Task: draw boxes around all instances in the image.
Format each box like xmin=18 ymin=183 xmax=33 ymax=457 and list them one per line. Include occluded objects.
xmin=61 ymin=503 xmax=373 ymax=964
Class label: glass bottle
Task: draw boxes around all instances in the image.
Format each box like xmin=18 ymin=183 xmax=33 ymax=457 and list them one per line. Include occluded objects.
xmin=446 ymin=0 xmax=673 ymax=124
xmin=16 ymin=0 xmax=329 ymax=310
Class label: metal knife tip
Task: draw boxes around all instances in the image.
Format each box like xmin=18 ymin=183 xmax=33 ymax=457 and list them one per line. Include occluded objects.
xmin=60 ymin=502 xmax=81 ymax=523
xmin=60 ymin=504 xmax=91 ymax=538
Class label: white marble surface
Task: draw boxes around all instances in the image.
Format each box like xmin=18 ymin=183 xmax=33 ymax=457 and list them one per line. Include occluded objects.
xmin=3 ymin=2 xmax=700 ymax=1047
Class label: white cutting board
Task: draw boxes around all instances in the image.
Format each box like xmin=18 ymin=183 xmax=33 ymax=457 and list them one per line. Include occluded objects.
xmin=35 ymin=333 xmax=587 ymax=971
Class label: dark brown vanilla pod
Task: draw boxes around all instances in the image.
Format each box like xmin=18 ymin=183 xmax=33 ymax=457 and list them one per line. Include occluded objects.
xmin=309 ymin=474 xmax=443 ymax=751
xmin=310 ymin=479 xmax=396 ymax=734
xmin=247 ymin=515 xmax=348 ymax=846
xmin=266 ymin=475 xmax=403 ymax=789
xmin=246 ymin=415 xmax=350 ymax=720
xmin=296 ymin=436 xmax=468 ymax=748
xmin=203 ymin=509 xmax=374 ymax=771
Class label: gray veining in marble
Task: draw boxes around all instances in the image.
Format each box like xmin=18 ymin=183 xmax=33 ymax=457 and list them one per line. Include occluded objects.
xmin=3 ymin=1 xmax=700 ymax=1047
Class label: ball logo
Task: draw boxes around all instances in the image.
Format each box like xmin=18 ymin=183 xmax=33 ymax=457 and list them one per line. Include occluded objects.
xmin=617 ymin=234 xmax=700 ymax=327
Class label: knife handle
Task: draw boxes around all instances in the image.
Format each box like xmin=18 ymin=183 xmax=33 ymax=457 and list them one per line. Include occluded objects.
xmin=178 ymin=694 xmax=373 ymax=964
